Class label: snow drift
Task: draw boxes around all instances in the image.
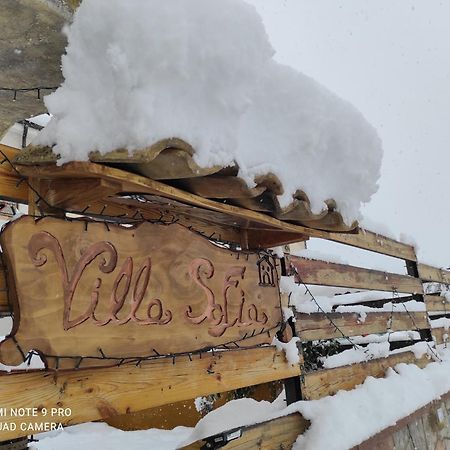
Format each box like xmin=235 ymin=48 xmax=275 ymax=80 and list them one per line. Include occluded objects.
xmin=36 ymin=0 xmax=382 ymax=223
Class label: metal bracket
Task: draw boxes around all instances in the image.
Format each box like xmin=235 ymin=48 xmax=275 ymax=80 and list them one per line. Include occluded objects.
xmin=201 ymin=428 xmax=243 ymax=449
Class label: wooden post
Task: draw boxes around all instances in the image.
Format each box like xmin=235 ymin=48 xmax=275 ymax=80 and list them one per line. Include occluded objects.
xmin=27 ymin=177 xmax=40 ymax=217
xmin=280 ymin=250 xmax=303 ymax=405
xmin=405 ymin=259 xmax=433 ymax=342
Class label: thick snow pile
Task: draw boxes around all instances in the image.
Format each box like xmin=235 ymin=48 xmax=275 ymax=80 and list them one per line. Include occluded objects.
xmin=36 ymin=0 xmax=382 ymax=223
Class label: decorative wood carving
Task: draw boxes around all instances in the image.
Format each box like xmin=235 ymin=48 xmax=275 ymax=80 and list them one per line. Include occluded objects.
xmin=0 ymin=217 xmax=282 ymax=369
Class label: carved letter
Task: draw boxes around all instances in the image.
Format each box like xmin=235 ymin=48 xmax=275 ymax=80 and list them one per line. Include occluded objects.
xmin=185 ymin=258 xmax=222 ymax=326
xmin=28 ymin=232 xmax=117 ymax=330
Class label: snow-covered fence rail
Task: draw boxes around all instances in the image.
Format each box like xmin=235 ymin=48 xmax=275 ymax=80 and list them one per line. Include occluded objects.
xmin=290 ymin=257 xmax=423 ymax=293
xmin=418 ymin=263 xmax=450 ymax=284
xmin=288 ymin=252 xmax=437 ymax=399
xmin=295 ymin=312 xmax=429 ymax=341
xmin=0 ymin=347 xmax=299 ymax=441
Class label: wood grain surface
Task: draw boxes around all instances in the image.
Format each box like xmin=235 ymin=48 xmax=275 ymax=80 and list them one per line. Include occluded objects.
xmin=0 ymin=216 xmax=282 ymax=368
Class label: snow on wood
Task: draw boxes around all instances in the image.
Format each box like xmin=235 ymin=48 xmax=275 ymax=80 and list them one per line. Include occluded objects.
xmin=34 ymin=0 xmax=382 ymax=224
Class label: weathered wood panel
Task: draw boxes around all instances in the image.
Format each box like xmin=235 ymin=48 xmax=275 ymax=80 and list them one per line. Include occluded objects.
xmin=418 ymin=263 xmax=450 ymax=284
xmin=295 ymin=312 xmax=429 ymax=341
xmin=302 ymin=353 xmax=430 ymax=400
xmin=0 ymin=347 xmax=299 ymax=441
xmin=326 ymin=229 xmax=417 ymax=262
xmin=42 ymin=178 xmax=121 ymax=210
xmin=182 ymin=413 xmax=308 ymax=449
xmin=0 ymin=216 xmax=282 ymax=368
xmin=291 ymin=257 xmax=424 ymax=294
xmin=425 ymin=295 xmax=450 ymax=313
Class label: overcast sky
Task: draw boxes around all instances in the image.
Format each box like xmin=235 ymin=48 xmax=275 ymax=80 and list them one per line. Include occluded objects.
xmin=247 ymin=0 xmax=450 ymax=267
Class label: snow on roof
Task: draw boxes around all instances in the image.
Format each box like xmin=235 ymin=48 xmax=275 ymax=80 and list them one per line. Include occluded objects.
xmin=34 ymin=0 xmax=383 ymax=225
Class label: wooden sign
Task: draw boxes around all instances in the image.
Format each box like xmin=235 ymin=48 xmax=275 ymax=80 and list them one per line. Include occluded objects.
xmin=0 ymin=217 xmax=281 ymax=369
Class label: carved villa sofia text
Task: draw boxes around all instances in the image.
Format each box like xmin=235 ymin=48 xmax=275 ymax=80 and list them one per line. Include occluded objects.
xmin=28 ymin=233 xmax=269 ymax=337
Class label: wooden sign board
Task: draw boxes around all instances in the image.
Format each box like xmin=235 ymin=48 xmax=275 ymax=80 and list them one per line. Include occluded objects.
xmin=0 ymin=217 xmax=282 ymax=369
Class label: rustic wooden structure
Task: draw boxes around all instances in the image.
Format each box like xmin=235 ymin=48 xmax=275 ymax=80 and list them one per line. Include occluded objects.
xmin=0 ymin=143 xmax=448 ymax=448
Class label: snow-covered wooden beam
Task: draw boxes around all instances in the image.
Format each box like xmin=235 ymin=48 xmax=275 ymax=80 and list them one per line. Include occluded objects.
xmin=431 ymin=327 xmax=448 ymax=345
xmin=0 ymin=347 xmax=299 ymax=441
xmin=295 ymin=312 xmax=429 ymax=342
xmin=181 ymin=413 xmax=308 ymax=450
xmin=301 ymin=352 xmax=430 ymax=401
xmin=424 ymin=295 xmax=449 ymax=313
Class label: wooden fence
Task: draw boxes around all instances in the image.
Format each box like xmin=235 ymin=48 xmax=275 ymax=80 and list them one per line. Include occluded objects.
xmin=185 ymin=228 xmax=450 ymax=448
xmin=0 ymin=144 xmax=447 ymax=449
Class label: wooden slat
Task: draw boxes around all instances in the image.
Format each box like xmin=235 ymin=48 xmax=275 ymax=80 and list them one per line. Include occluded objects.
xmin=431 ymin=327 xmax=449 ymax=345
xmin=424 ymin=295 xmax=450 ymax=313
xmin=302 ymin=353 xmax=430 ymax=400
xmin=326 ymin=228 xmax=417 ymax=261
xmin=0 ymin=347 xmax=299 ymax=441
xmin=14 ymin=162 xmax=340 ymax=239
xmin=295 ymin=312 xmax=429 ymax=341
xmin=42 ymin=177 xmax=121 ymax=210
xmin=176 ymin=176 xmax=266 ymax=199
xmin=0 ymin=145 xmax=25 ymax=176
xmin=291 ymin=257 xmax=424 ymax=294
xmin=182 ymin=413 xmax=308 ymax=449
xmin=418 ymin=263 xmax=450 ymax=284
xmin=0 ymin=174 xmax=28 ymax=203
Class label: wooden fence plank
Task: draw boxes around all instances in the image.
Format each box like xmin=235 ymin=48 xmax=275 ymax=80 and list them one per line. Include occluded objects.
xmin=295 ymin=312 xmax=429 ymax=341
xmin=418 ymin=263 xmax=450 ymax=284
xmin=424 ymin=295 xmax=450 ymax=313
xmin=302 ymin=353 xmax=430 ymax=400
xmin=182 ymin=413 xmax=308 ymax=450
xmin=0 ymin=347 xmax=299 ymax=441
xmin=431 ymin=327 xmax=449 ymax=345
xmin=325 ymin=229 xmax=417 ymax=262
xmin=291 ymin=257 xmax=424 ymax=294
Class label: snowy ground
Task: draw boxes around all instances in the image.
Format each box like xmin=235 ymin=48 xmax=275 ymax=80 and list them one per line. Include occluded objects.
xmin=29 ymin=346 xmax=450 ymax=450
